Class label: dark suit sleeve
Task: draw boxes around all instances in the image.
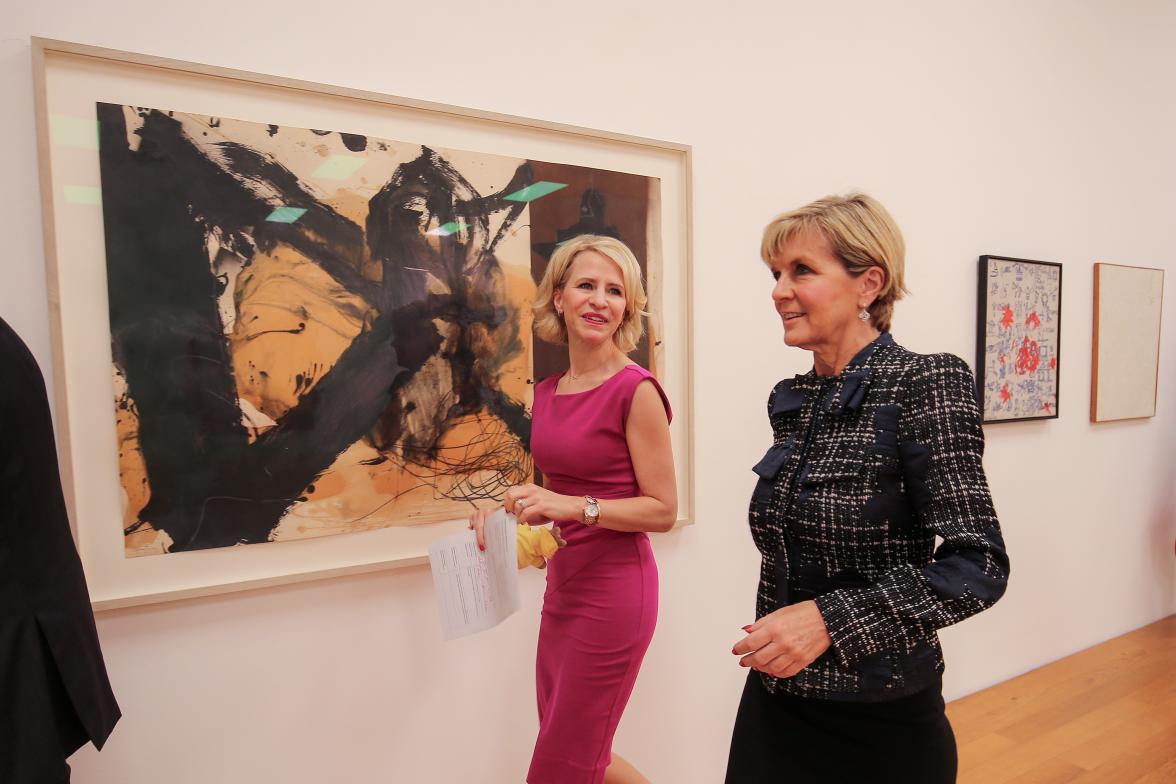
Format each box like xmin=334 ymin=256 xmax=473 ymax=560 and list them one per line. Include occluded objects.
xmin=0 ymin=318 xmax=121 ymax=771
xmin=815 ymin=353 xmax=1010 ymax=667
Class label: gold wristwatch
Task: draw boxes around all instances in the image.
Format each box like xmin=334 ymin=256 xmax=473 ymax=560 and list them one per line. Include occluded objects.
xmin=582 ymin=496 xmax=600 ymax=526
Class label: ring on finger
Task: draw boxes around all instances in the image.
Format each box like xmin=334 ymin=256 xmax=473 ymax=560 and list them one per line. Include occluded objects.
xmin=517 ymin=499 xmax=528 ymax=511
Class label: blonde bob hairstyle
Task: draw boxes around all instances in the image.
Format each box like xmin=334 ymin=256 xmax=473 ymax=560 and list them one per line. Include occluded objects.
xmin=532 ymin=234 xmax=649 ymax=353
xmin=761 ymin=192 xmax=908 ymax=332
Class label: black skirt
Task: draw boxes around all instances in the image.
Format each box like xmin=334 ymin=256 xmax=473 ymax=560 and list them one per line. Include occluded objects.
xmin=725 ymin=670 xmax=957 ymax=784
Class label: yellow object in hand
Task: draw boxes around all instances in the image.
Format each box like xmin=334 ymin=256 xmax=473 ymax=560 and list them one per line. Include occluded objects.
xmin=516 ymin=523 xmax=566 ymax=570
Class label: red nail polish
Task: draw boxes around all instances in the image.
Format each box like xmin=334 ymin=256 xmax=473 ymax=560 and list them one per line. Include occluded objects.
xmin=731 ymin=646 xmax=739 ymax=654
xmin=742 ymin=625 xmax=753 ymax=632
xmin=479 ymin=544 xmax=485 ymax=551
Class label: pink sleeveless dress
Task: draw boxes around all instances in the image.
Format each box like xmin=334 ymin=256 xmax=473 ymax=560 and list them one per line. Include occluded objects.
xmin=527 ymin=364 xmax=672 ymax=784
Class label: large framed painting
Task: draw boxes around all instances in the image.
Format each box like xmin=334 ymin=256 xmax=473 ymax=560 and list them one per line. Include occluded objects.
xmin=31 ymin=38 xmax=693 ymax=609
xmin=1091 ymin=263 xmax=1164 ymax=422
xmin=976 ymin=255 xmax=1062 ymax=423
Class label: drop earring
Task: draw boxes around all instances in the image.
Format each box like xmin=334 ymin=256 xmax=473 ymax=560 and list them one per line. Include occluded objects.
xmin=858 ymin=307 xmax=870 ymax=322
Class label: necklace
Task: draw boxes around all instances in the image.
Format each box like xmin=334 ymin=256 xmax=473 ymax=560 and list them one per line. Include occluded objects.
xmin=564 ymin=360 xmax=630 ymax=393
xmin=567 ymin=363 xmax=612 ymax=382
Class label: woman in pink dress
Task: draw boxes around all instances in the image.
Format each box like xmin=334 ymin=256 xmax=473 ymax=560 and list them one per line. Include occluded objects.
xmin=470 ymin=234 xmax=676 ymax=784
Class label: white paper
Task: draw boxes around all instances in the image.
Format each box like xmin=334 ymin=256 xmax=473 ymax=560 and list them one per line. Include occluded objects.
xmin=428 ymin=509 xmax=520 ymax=640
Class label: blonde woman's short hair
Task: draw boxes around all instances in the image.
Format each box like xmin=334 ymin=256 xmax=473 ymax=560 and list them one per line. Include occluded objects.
xmin=760 ymin=192 xmax=908 ymax=332
xmin=532 ymin=234 xmax=648 ymax=353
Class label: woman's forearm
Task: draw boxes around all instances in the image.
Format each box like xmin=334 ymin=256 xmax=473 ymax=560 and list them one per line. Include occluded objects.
xmin=590 ymin=494 xmax=676 ymax=534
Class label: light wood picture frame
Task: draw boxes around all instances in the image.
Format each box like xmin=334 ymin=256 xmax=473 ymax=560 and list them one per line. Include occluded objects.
xmin=1091 ymin=263 xmax=1164 ymax=422
xmin=31 ymin=38 xmax=694 ymax=610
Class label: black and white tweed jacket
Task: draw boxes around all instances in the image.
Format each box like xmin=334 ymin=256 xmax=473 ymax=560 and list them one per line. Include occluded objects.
xmin=749 ymin=332 xmax=1009 ymax=702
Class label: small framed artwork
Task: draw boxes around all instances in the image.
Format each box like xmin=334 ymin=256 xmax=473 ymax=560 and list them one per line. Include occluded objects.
xmin=976 ymin=255 xmax=1062 ymax=423
xmin=1091 ymin=263 xmax=1164 ymax=422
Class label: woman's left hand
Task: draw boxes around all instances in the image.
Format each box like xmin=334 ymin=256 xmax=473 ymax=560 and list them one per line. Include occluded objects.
xmin=504 ymin=484 xmax=580 ymax=526
xmin=732 ymin=601 xmax=832 ymax=678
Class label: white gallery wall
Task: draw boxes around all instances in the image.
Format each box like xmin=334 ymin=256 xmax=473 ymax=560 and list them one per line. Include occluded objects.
xmin=2 ymin=1 xmax=1174 ymax=782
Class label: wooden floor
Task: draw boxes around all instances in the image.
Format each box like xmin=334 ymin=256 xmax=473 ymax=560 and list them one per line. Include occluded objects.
xmin=946 ymin=615 xmax=1176 ymax=783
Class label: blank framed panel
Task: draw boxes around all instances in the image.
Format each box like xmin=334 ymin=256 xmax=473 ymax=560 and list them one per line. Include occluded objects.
xmin=1091 ymin=263 xmax=1165 ymax=422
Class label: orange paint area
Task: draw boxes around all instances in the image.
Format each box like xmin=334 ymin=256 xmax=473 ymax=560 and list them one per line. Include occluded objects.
xmin=117 ymin=198 xmax=535 ymax=556
xmin=1015 ymin=337 xmax=1041 ymax=374
xmin=1001 ymin=305 xmax=1015 ymax=328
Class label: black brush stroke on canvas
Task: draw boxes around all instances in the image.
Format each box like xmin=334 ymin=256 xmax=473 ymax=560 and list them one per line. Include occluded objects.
xmin=96 ymin=103 xmax=533 ymax=552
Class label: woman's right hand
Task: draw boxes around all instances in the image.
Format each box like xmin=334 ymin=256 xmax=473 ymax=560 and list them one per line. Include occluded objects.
xmin=467 ymin=507 xmax=500 ymax=551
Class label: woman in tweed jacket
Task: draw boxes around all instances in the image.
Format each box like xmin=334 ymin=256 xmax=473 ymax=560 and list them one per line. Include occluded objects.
xmin=726 ymin=193 xmax=1009 ymax=783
